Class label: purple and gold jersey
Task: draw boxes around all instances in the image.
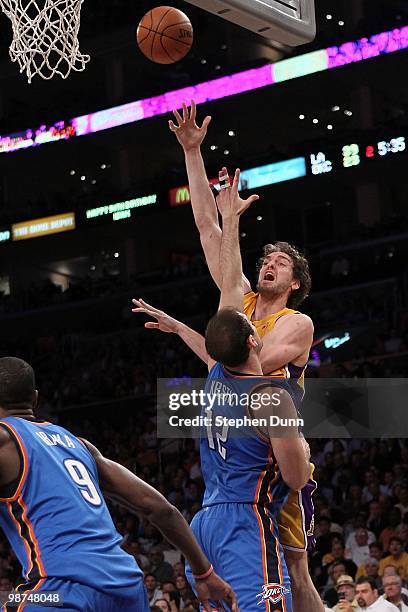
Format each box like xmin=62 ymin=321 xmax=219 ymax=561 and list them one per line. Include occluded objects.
xmin=244 ymin=292 xmax=307 ymax=407
xmin=0 ymin=417 xmax=142 ymax=594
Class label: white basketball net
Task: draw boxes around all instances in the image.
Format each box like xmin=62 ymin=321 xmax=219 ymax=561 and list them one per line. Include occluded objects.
xmin=0 ymin=0 xmax=90 ymax=82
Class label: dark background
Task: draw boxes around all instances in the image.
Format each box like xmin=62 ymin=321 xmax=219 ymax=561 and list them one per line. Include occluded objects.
xmin=0 ymin=1 xmax=407 ymax=608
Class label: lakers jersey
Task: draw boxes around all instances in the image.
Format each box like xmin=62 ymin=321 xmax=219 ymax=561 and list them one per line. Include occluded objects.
xmin=0 ymin=417 xmax=142 ymax=593
xmin=201 ymin=363 xmax=289 ymax=513
xmin=244 ymin=291 xmax=306 ymax=406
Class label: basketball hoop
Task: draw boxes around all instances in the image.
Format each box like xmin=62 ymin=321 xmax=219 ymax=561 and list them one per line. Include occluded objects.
xmin=0 ymin=0 xmax=90 ymax=82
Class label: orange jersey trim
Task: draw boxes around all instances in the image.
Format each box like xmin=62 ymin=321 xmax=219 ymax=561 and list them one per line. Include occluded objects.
xmin=6 ymin=502 xmax=33 ymax=579
xmin=17 ymin=497 xmax=46 ymax=577
xmin=16 ymin=577 xmax=46 ymax=612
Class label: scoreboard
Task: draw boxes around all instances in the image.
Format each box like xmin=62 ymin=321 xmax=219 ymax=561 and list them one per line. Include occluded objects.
xmin=309 ymin=134 xmax=406 ymax=176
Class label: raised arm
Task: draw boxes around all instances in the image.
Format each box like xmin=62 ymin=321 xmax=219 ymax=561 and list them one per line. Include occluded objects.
xmin=81 ymin=439 xmax=238 ymax=611
xmin=169 ymin=101 xmax=251 ymax=293
xmin=216 ymin=167 xmax=259 ymax=310
xmin=132 ymin=298 xmax=209 ymax=365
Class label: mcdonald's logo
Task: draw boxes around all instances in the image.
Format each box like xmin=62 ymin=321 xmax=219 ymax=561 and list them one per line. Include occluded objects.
xmin=169 ymin=177 xmax=220 ymax=207
xmin=176 ymin=187 xmax=191 ymax=204
xmin=169 ymin=185 xmax=191 ymax=207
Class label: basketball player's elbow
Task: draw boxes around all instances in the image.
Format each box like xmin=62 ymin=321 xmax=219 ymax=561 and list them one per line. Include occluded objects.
xmin=148 ymin=498 xmax=178 ymax=528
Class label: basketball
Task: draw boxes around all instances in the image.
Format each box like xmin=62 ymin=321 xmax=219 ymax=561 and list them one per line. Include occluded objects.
xmin=137 ymin=6 xmax=193 ymax=65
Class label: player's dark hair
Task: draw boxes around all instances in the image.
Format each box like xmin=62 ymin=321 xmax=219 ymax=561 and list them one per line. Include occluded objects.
xmin=205 ymin=308 xmax=253 ymax=368
xmin=356 ymin=575 xmax=377 ymax=591
xmin=389 ymin=536 xmax=403 ymax=546
xmin=257 ymin=241 xmax=311 ymax=308
xmin=0 ymin=357 xmax=35 ymax=409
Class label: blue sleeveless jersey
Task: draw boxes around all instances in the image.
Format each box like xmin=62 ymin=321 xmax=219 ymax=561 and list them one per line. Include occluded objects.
xmin=0 ymin=417 xmax=143 ymax=593
xmin=201 ymin=363 xmax=289 ymax=512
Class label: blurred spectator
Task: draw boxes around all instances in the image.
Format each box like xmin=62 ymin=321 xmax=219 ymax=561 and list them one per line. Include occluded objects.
xmin=345 ymin=529 xmax=373 ymax=567
xmin=355 ymin=558 xmax=382 ymax=590
xmin=355 ymin=576 xmax=398 ymax=611
xmin=395 ymin=487 xmax=408 ymax=520
xmin=379 ymin=538 xmax=408 ymax=579
xmin=154 ymin=600 xmax=171 ymax=612
xmin=149 ymin=548 xmax=175 ymax=584
xmin=332 ymin=574 xmax=358 ymax=611
xmin=144 ymin=574 xmax=163 ymax=606
xmin=382 ymin=575 xmax=408 ymax=611
xmin=379 ymin=509 xmax=403 ymax=552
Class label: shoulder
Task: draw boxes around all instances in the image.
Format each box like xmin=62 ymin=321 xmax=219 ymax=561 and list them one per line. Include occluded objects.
xmin=78 ymin=437 xmax=102 ymax=461
xmin=0 ymin=424 xmax=13 ymax=448
xmin=275 ymin=312 xmax=314 ymax=333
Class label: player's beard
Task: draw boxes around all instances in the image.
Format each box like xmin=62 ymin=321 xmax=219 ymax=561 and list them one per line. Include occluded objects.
xmin=257 ymin=279 xmax=290 ymax=302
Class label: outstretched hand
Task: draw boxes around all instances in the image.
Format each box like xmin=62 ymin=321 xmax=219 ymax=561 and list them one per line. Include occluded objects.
xmin=169 ymin=100 xmax=211 ymax=151
xmin=131 ymin=299 xmax=180 ymax=333
xmin=216 ymin=166 xmax=259 ymax=219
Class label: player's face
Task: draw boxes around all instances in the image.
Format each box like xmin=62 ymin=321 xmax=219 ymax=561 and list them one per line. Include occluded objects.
xmin=356 ymin=584 xmax=377 ymax=607
xmin=257 ymin=252 xmax=299 ymax=299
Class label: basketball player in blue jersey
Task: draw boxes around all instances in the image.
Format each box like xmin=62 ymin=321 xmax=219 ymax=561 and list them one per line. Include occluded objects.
xmin=168 ymin=101 xmax=323 ymax=612
xmin=133 ymin=167 xmax=311 ymax=611
xmin=0 ymin=357 xmax=238 ymax=612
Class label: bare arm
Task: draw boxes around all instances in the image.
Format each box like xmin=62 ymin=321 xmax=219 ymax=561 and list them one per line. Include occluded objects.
xmin=169 ymin=101 xmax=251 ymax=293
xmin=252 ymin=388 xmax=311 ymax=490
xmin=81 ymin=439 xmax=238 ymax=610
xmin=259 ymin=313 xmax=314 ymax=374
xmin=217 ymin=167 xmax=259 ymax=310
xmin=132 ymin=299 xmax=209 ymax=364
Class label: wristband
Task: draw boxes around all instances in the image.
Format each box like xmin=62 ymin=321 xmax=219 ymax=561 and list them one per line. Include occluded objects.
xmin=193 ymin=564 xmax=214 ymax=580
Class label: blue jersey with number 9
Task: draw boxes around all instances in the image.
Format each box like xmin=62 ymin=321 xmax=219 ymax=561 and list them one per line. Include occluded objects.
xmin=0 ymin=417 xmax=142 ymax=594
xmin=201 ymin=363 xmax=289 ymax=511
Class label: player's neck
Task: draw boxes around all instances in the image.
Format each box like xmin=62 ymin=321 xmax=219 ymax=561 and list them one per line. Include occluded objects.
xmin=255 ymin=292 xmax=289 ymax=319
xmin=0 ymin=408 xmax=36 ymax=420
xmin=228 ymin=354 xmax=263 ymax=376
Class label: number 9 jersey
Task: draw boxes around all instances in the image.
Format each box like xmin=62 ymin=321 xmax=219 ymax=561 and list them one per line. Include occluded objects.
xmin=0 ymin=417 xmax=144 ymax=600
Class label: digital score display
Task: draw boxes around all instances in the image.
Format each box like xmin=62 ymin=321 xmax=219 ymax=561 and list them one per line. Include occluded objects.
xmin=309 ymin=135 xmax=407 ymax=176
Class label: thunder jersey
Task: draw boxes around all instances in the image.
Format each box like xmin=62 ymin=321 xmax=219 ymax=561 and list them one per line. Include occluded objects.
xmin=201 ymin=363 xmax=289 ymax=513
xmin=0 ymin=417 xmax=142 ymax=593
xmin=244 ymin=291 xmax=307 ymax=406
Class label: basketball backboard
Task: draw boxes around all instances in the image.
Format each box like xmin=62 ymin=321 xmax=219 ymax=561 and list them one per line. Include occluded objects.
xmin=183 ymin=0 xmax=316 ymax=46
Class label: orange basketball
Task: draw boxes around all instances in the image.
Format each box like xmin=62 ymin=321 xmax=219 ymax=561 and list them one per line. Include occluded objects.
xmin=137 ymin=6 xmax=193 ymax=65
